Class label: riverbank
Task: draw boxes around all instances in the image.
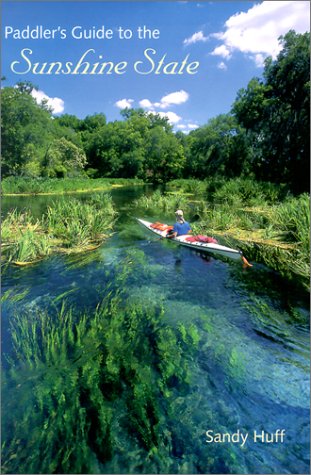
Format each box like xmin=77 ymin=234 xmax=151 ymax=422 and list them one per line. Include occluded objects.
xmin=1 ymin=177 xmax=143 ymax=195
xmin=2 ymin=194 xmax=116 ymax=265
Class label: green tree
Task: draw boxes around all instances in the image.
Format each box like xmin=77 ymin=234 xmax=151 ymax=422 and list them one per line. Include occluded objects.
xmin=54 ymin=114 xmax=82 ymax=132
xmin=42 ymin=138 xmax=87 ymax=178
xmin=144 ymin=126 xmax=185 ymax=183
xmin=83 ymin=109 xmax=175 ymax=180
xmin=1 ymin=84 xmax=54 ymax=176
xmin=233 ymin=31 xmax=310 ymax=193
xmin=185 ymin=114 xmax=250 ymax=178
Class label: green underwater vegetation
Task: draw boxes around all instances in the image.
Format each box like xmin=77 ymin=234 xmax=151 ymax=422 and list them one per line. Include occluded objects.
xmin=2 ymin=252 xmax=203 ymax=474
xmin=2 ymin=231 xmax=310 ymax=474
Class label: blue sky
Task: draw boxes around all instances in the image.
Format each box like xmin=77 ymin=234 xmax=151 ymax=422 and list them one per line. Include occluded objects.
xmin=2 ymin=1 xmax=310 ymax=131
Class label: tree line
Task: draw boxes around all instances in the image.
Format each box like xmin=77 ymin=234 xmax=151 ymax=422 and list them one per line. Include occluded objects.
xmin=1 ymin=31 xmax=309 ymax=194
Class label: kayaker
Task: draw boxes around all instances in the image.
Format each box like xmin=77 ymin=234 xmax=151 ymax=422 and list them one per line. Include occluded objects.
xmin=167 ymin=209 xmax=192 ymax=238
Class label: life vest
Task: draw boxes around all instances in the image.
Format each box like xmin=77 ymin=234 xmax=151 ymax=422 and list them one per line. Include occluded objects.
xmin=150 ymin=222 xmax=174 ymax=232
xmin=185 ymin=235 xmax=218 ymax=244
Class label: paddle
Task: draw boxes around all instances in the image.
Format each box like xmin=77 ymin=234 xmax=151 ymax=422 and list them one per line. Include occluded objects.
xmin=241 ymin=255 xmax=253 ymax=267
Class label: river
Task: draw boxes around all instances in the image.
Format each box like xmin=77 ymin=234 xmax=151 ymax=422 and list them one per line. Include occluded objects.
xmin=1 ymin=186 xmax=310 ymax=474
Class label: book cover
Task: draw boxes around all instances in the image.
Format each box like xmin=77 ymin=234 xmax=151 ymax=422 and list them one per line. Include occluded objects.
xmin=1 ymin=1 xmax=310 ymax=474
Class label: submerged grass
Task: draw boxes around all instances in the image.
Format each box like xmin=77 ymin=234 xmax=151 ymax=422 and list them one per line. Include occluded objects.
xmin=1 ymin=177 xmax=143 ymax=195
xmin=2 ymin=253 xmax=200 ymax=474
xmin=2 ymin=194 xmax=116 ymax=264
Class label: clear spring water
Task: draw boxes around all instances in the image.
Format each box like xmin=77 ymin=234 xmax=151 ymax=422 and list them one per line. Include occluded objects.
xmin=1 ymin=187 xmax=310 ymax=474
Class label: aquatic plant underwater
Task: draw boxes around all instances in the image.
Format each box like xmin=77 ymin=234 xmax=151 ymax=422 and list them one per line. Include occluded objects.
xmin=2 ymin=183 xmax=310 ymax=474
xmin=2 ymin=251 xmax=203 ymax=474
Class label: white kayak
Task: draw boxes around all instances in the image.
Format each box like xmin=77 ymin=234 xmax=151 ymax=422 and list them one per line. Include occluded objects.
xmin=137 ymin=218 xmax=252 ymax=266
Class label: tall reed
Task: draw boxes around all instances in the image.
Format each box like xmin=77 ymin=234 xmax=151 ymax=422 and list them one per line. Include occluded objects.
xmin=274 ymin=194 xmax=310 ymax=250
xmin=46 ymin=194 xmax=116 ymax=246
xmin=133 ymin=190 xmax=189 ymax=213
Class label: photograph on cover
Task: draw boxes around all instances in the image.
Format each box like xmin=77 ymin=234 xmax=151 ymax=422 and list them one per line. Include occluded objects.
xmin=1 ymin=1 xmax=310 ymax=474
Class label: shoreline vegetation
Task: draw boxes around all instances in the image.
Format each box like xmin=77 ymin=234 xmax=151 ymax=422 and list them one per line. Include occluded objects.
xmin=2 ymin=177 xmax=309 ymax=292
xmin=2 ymin=177 xmax=310 ymax=292
xmin=2 ymin=193 xmax=117 ymax=266
xmin=133 ymin=178 xmax=310 ymax=292
xmin=1 ymin=177 xmax=143 ymax=195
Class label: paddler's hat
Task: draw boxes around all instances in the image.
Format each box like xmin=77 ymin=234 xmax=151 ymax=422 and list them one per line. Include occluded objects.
xmin=175 ymin=209 xmax=184 ymax=216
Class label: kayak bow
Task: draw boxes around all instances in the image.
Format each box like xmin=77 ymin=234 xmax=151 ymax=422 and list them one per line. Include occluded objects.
xmin=137 ymin=218 xmax=252 ymax=266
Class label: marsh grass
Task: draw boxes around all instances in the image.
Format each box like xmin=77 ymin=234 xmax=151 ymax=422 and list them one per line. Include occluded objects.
xmin=46 ymin=197 xmax=116 ymax=247
xmin=2 ymin=253 xmax=200 ymax=474
xmin=205 ymin=178 xmax=289 ymax=206
xmin=12 ymin=229 xmax=51 ymax=262
xmin=273 ymin=194 xmax=310 ymax=249
xmin=2 ymin=194 xmax=116 ymax=263
xmin=221 ymin=235 xmax=309 ymax=290
xmin=166 ymin=178 xmax=289 ymax=205
xmin=1 ymin=210 xmax=37 ymax=242
xmin=133 ymin=190 xmax=189 ymax=213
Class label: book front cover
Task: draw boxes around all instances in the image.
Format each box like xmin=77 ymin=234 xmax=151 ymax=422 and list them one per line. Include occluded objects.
xmin=1 ymin=1 xmax=310 ymax=474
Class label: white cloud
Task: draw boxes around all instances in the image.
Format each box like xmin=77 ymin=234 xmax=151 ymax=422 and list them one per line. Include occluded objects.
xmin=159 ymin=90 xmax=189 ymax=108
xmin=211 ymin=44 xmax=232 ymax=59
xmin=139 ymin=99 xmax=153 ymax=108
xmin=131 ymin=91 xmax=191 ymax=126
xmin=211 ymin=1 xmax=310 ymax=66
xmin=31 ymin=89 xmax=64 ymax=114
xmin=115 ymin=98 xmax=134 ymax=109
xmin=138 ymin=90 xmax=189 ymax=111
xmin=217 ymin=61 xmax=227 ymax=70
xmin=253 ymin=53 xmax=266 ymax=68
xmin=187 ymin=123 xmax=199 ymax=130
xmin=176 ymin=122 xmax=199 ymax=131
xmin=157 ymin=111 xmax=182 ymax=124
xmin=183 ymin=30 xmax=209 ymax=46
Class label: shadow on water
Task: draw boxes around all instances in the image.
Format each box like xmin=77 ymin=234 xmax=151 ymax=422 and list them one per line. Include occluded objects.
xmin=1 ymin=186 xmax=310 ymax=474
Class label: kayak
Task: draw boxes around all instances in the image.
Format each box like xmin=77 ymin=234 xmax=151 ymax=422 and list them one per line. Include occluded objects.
xmin=137 ymin=218 xmax=252 ymax=266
